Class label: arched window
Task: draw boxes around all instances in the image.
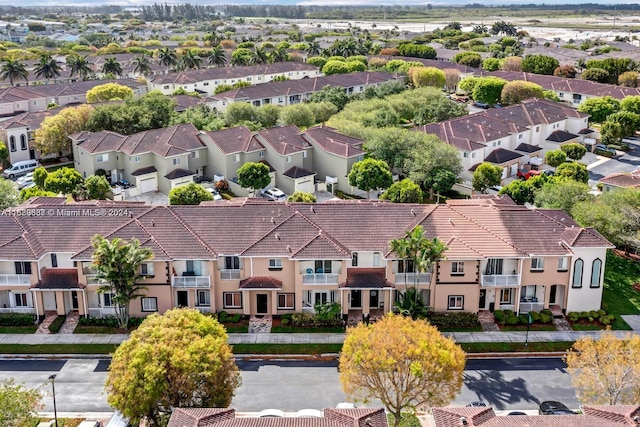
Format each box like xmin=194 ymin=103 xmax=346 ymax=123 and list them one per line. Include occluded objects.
xmin=572 ymin=259 xmax=583 ymax=288
xmin=590 ymin=259 xmax=602 ymax=288
xmin=20 ymin=134 xmax=26 ymax=150
xmin=9 ymin=135 xmax=15 ymax=152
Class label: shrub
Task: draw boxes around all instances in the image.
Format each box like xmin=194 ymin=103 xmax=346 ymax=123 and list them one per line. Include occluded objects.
xmin=579 ymin=311 xmax=590 ymax=319
xmin=493 ymin=310 xmax=505 ymax=323
xmin=281 ymin=317 xmax=290 ymax=326
xmin=597 ymin=309 xmax=607 ymax=317
xmin=218 ymin=311 xmax=228 ymax=323
xmin=426 ymin=312 xmax=479 ymax=329
xmin=540 ymin=309 xmax=553 ymax=317
xmin=530 ymin=311 xmax=541 ymax=323
xmin=291 ymin=312 xmax=316 ymax=328
xmin=48 ymin=315 xmax=66 ymax=334
xmin=589 ymin=310 xmax=599 ymax=319
xmin=78 ymin=317 xmax=119 ymax=327
xmin=567 ymin=312 xmax=580 ymax=322
xmin=0 ymin=313 xmax=35 ymax=326
xmin=539 ymin=313 xmax=552 ymax=324
xmin=518 ymin=314 xmax=529 ymax=325
xmin=505 ymin=314 xmax=520 ymax=325
xmin=599 ymin=315 xmax=615 ymax=325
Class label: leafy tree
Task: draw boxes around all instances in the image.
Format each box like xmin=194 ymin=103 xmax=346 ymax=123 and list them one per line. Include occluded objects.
xmin=554 ymin=65 xmax=577 ymax=78
xmin=618 ymin=71 xmax=639 ymax=88
xmin=348 ymin=158 xmax=393 ymax=198
xmin=322 ymin=60 xmax=349 ymax=76
xmin=288 ymin=191 xmax=317 ymax=202
xmin=102 ymin=57 xmax=123 ymax=77
xmin=106 ymin=308 xmax=241 ymax=426
xmin=92 ymin=235 xmax=153 ymax=330
xmin=585 ymin=57 xmax=637 ymax=85
xmin=577 ymin=96 xmax=620 ymax=124
xmin=555 ymin=162 xmax=588 ymax=183
xmin=453 ymin=52 xmax=482 ymax=68
xmin=620 ymin=95 xmax=640 ymax=115
xmin=20 ymin=187 xmax=57 ymax=202
xmin=600 ymin=120 xmax=624 ymax=146
xmin=458 ymin=76 xmax=480 ymax=94
xmin=0 ymin=178 xmax=19 ymax=210
xmin=0 ymin=379 xmax=43 ymax=427
xmin=256 ymin=104 xmax=281 ymax=128
xmin=237 ymin=162 xmax=271 ymax=196
xmin=545 ymin=150 xmax=567 ymax=168
xmin=410 ymin=66 xmax=445 ymax=88
xmin=499 ymin=178 xmax=536 ymax=205
xmin=428 ymin=169 xmax=457 ymax=202
xmin=307 ymin=85 xmax=350 ymax=111
xmin=490 ymin=21 xmax=517 ymax=36
xmin=534 ymin=179 xmax=593 ymax=213
xmin=379 ymin=178 xmax=423 ymax=204
xmin=86 ymin=83 xmax=134 ymax=103
xmin=442 ymin=68 xmax=461 ymax=92
xmin=582 ymin=67 xmax=609 ymax=83
xmin=0 ymin=58 xmax=28 ymax=86
xmin=0 ymin=141 xmax=8 ymax=169
xmin=521 ymin=54 xmax=559 ymax=75
xmin=224 ymin=102 xmax=258 ymax=127
xmin=566 ymin=332 xmax=640 ymax=405
xmin=306 ymin=102 xmax=337 ymax=124
xmin=169 ymin=182 xmax=213 ymax=205
xmin=44 ymin=167 xmax=84 ymax=194
xmin=397 ymin=43 xmax=436 ymax=59
xmin=561 ymin=143 xmax=587 ymax=161
xmin=33 ymin=166 xmax=48 ymax=189
xmin=67 ymin=54 xmax=93 ymax=80
xmin=606 ymin=111 xmax=640 ymax=139
xmin=171 ymin=104 xmax=225 ymax=131
xmin=406 ymin=135 xmax=462 ymax=192
xmin=482 ymin=58 xmax=501 ymax=72
xmin=83 ymin=175 xmax=111 ymax=200
xmin=500 ymin=80 xmax=544 ymax=105
xmin=36 ymin=104 xmax=93 ymax=155
xmin=472 ymin=163 xmax=502 ymax=193
xmin=279 ymin=104 xmax=315 ymax=128
xmin=34 ymin=53 xmax=61 ymax=83
xmin=339 ymin=314 xmax=465 ymax=427
xmin=472 ymin=77 xmax=507 ymax=105
xmin=500 ymin=56 xmax=523 ymax=71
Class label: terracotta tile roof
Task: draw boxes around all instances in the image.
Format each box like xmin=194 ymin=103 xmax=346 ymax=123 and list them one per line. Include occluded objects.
xmin=168 ymin=408 xmax=236 ymax=427
xmin=291 ymin=234 xmax=352 ymax=260
xmin=484 ymin=148 xmax=523 ymax=164
xmin=238 ymin=276 xmax=283 ymax=289
xmin=600 ymin=171 xmax=640 ymax=189
xmin=34 ymin=268 xmax=83 ymax=290
xmin=546 ymin=130 xmax=579 ymax=143
xmin=131 ymin=166 xmax=157 ymax=176
xmin=284 ymin=166 xmax=315 ymax=179
xmin=341 ymin=268 xmax=393 ymax=289
xmin=204 ymin=126 xmax=261 ymax=155
xmin=515 ymin=143 xmax=542 ymax=153
xmin=303 ymin=126 xmax=365 ymax=158
xmin=20 ymin=196 xmax=67 ymax=206
xmin=255 ymin=125 xmax=311 ymax=155
xmin=165 ymin=168 xmax=195 ymax=180
xmin=0 ymin=79 xmax=145 ymax=104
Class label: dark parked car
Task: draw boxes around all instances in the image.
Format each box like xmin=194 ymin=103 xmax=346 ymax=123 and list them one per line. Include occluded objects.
xmin=539 ymin=401 xmax=577 ymax=415
xmin=473 ymin=101 xmax=490 ymax=109
xmin=507 ymin=411 xmax=527 ymax=415
xmin=466 ymin=401 xmax=488 ymax=407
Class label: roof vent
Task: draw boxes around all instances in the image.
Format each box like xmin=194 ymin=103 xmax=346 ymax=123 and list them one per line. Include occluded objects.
xmin=310 ymin=206 xmax=315 ymax=213
xmin=287 ymin=245 xmax=291 ymax=252
xmin=365 ymin=418 xmax=373 ymax=427
xmin=271 ymin=217 xmax=275 ymax=224
xmin=411 ymin=209 xmax=416 ymax=216
xmin=151 ymin=220 xmax=155 ymax=227
xmin=460 ymin=417 xmax=468 ymax=426
xmin=275 ymin=233 xmax=280 ymax=240
xmin=449 ymin=218 xmax=453 ymax=225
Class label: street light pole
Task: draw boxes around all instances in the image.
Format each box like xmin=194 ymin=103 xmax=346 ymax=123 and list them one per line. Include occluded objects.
xmin=48 ymin=374 xmax=58 ymax=427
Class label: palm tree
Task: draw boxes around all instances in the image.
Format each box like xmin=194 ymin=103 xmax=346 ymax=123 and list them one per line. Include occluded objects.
xmin=305 ymin=41 xmax=321 ymax=56
xmin=270 ymin=46 xmax=288 ymax=63
xmin=251 ymin=46 xmax=269 ymax=65
xmin=102 ymin=57 xmax=123 ymax=77
xmin=157 ymin=47 xmax=178 ymax=72
xmin=91 ymin=235 xmax=153 ymax=330
xmin=389 ymin=226 xmax=447 ymax=318
xmin=208 ymin=46 xmax=227 ymax=67
xmin=180 ymin=49 xmax=202 ymax=70
xmin=0 ymin=57 xmax=28 ymax=87
xmin=67 ymin=54 xmax=93 ymax=81
xmin=132 ymin=55 xmax=152 ymax=77
xmin=33 ymin=54 xmax=61 ymax=84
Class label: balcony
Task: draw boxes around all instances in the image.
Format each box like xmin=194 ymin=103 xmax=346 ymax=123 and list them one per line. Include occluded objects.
xmin=88 ymin=307 xmax=116 ymax=318
xmin=220 ymin=269 xmax=241 ymax=280
xmin=172 ymin=276 xmax=210 ymax=288
xmin=519 ymin=302 xmax=544 ymax=313
xmin=394 ymin=272 xmax=432 ymax=285
xmin=303 ymin=273 xmax=339 ymax=285
xmin=481 ymin=274 xmax=521 ymax=287
xmin=0 ymin=274 xmax=31 ymax=286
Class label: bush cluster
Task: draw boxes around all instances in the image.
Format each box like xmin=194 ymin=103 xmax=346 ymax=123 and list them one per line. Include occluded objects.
xmin=494 ymin=309 xmax=553 ymax=325
xmin=290 ymin=310 xmax=343 ymax=328
xmin=217 ymin=311 xmax=242 ymax=324
xmin=48 ymin=315 xmax=67 ymax=334
xmin=567 ymin=309 xmax=614 ymax=325
xmin=0 ymin=313 xmax=35 ymax=326
xmin=79 ymin=317 xmax=119 ymax=327
xmin=426 ymin=312 xmax=479 ymax=329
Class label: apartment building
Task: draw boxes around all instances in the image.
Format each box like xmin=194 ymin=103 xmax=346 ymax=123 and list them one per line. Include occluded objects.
xmin=0 ymin=197 xmax=611 ymax=320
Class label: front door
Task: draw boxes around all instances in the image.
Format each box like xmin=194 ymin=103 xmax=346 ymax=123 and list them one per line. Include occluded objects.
xmin=351 ymin=290 xmax=362 ymax=308
xmin=29 ymin=149 xmax=36 ymax=160
xmin=479 ymin=289 xmax=486 ymax=309
xmin=257 ymin=294 xmax=268 ymax=314
xmin=72 ymin=291 xmax=79 ymax=310
xmin=369 ymin=290 xmax=379 ymax=309
xmin=177 ymin=291 xmax=188 ymax=307
xmin=549 ymin=285 xmax=557 ymax=304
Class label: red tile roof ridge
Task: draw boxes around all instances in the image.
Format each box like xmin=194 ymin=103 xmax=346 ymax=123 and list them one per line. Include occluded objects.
xmin=289 ymin=206 xmax=353 ymax=256
xmin=445 ymin=236 xmax=484 ymax=258
xmin=15 ymin=219 xmax=42 ymax=259
xmin=290 ymin=232 xmax=352 ymax=259
xmin=160 ymin=206 xmax=219 ymax=258
xmin=0 ymin=234 xmax=37 ymax=260
xmin=239 ymin=211 xmax=299 ymax=255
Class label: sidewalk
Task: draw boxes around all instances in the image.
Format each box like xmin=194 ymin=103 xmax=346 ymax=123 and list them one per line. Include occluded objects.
xmin=0 ymin=329 xmax=638 ymax=345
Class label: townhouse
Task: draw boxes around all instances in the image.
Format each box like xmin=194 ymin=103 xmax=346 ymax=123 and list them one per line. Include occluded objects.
xmin=0 ymin=108 xmax=63 ymax=165
xmin=72 ymin=123 xmax=365 ymax=197
xmin=148 ymin=62 xmax=321 ymax=97
xmin=207 ymin=71 xmax=397 ymax=112
xmin=599 ymin=169 xmax=640 ymax=192
xmin=415 ymin=98 xmax=591 ymax=187
xmin=0 ymin=79 xmax=147 ymax=117
xmin=0 ymin=196 xmax=611 ymax=320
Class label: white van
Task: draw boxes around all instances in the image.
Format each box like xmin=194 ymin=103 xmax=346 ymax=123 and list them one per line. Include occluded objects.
xmin=2 ymin=160 xmax=39 ymax=179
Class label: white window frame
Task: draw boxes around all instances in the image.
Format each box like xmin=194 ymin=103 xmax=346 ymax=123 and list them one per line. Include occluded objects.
xmin=269 ymin=258 xmax=282 ymax=269
xmin=197 ymin=290 xmax=210 ymax=306
xmin=224 ymin=292 xmax=242 ymax=308
xmin=140 ymin=263 xmax=154 ymax=276
xmin=500 ymin=289 xmax=513 ymax=304
xmin=373 ymin=252 xmax=381 ymax=267
xmin=96 ymin=153 xmax=108 ymax=163
xmin=133 ymin=155 xmax=141 ymax=163
xmin=572 ymin=259 xmax=584 ymax=288
xmin=448 ymin=295 xmax=464 ymax=310
xmin=234 ymin=154 xmax=240 ymax=163
xmin=451 ymin=262 xmax=464 ymax=275
xmin=531 ymin=257 xmax=544 ymax=271
xmin=102 ymin=292 xmax=114 ymax=307
xmin=278 ymin=293 xmax=295 ymax=310
xmin=14 ymin=292 xmax=28 ymax=307
xmin=141 ymin=297 xmax=158 ymax=312
xmin=173 ymin=157 xmax=180 ymax=165
xmin=557 ymin=257 xmax=568 ymax=271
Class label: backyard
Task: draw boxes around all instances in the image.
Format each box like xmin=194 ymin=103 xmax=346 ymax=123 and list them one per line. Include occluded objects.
xmin=602 ymin=251 xmax=640 ymax=330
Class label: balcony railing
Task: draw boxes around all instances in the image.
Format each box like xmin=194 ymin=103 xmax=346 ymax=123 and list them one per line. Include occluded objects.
xmin=519 ymin=302 xmax=544 ymax=313
xmin=88 ymin=307 xmax=117 ymax=318
xmin=220 ymin=269 xmax=241 ymax=280
xmin=394 ymin=272 xmax=432 ymax=285
xmin=0 ymin=307 xmax=34 ymax=314
xmin=85 ymin=275 xmax=101 ymax=285
xmin=0 ymin=274 xmax=31 ymax=286
xmin=499 ymin=304 xmax=515 ymax=311
xmin=195 ymin=306 xmax=211 ymax=314
xmin=172 ymin=276 xmax=210 ymax=288
xmin=481 ymin=274 xmax=521 ymax=287
xmin=303 ymin=273 xmax=339 ymax=284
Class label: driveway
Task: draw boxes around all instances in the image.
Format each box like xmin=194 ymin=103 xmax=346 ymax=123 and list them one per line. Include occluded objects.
xmin=587 ymin=140 xmax=640 ymax=187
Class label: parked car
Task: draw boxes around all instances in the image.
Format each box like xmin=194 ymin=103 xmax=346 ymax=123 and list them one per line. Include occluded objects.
xmin=539 ymin=401 xmax=577 ymax=415
xmin=15 ymin=172 xmax=34 ymax=189
xmin=466 ymin=401 xmax=488 ymax=407
xmin=541 ymin=169 xmax=555 ymax=176
xmin=595 ymin=144 xmax=617 ymax=155
xmin=262 ymin=187 xmax=287 ymax=202
xmin=206 ymin=188 xmax=223 ymax=201
xmin=473 ymin=101 xmax=490 ymax=109
xmin=507 ymin=411 xmax=527 ymax=416
xmin=2 ymin=159 xmax=39 ymax=179
xmin=517 ymin=169 xmax=541 ymax=180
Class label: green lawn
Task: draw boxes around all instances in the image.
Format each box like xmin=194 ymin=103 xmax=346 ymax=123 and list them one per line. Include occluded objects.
xmin=0 ymin=344 xmax=118 ymax=354
xmin=602 ymin=251 xmax=640 ymax=330
xmin=461 ymin=341 xmax=574 ymax=353
xmin=74 ymin=325 xmax=119 ymax=334
xmin=499 ymin=324 xmax=557 ymax=332
xmin=0 ymin=326 xmax=38 ymax=334
xmin=270 ymin=326 xmax=345 ymax=333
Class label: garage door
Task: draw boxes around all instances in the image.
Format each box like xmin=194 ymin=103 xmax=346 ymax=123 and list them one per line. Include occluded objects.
xmin=297 ymin=179 xmax=314 ymax=194
xmin=139 ymin=177 xmax=157 ymax=193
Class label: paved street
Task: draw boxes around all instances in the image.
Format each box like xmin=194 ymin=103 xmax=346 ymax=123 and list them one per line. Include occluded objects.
xmin=587 ymin=139 xmax=640 ymax=187
xmin=0 ymin=357 xmax=577 ymax=413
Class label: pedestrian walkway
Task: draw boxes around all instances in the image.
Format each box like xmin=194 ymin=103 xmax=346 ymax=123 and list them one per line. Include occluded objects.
xmin=0 ymin=329 xmax=639 ymax=346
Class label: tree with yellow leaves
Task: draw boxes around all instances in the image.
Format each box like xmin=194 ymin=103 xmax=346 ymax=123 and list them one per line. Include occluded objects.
xmin=34 ymin=104 xmax=93 ymax=156
xmin=566 ymin=331 xmax=640 ymax=405
xmin=339 ymin=314 xmax=466 ymax=426
xmin=106 ymin=308 xmax=241 ymax=426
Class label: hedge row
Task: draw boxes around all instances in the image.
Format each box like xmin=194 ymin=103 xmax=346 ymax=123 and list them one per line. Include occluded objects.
xmin=0 ymin=313 xmax=35 ymax=326
xmin=567 ymin=309 xmax=614 ymax=325
xmin=494 ymin=309 xmax=554 ymax=326
xmin=48 ymin=315 xmax=66 ymax=334
xmin=426 ymin=312 xmax=479 ymax=329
